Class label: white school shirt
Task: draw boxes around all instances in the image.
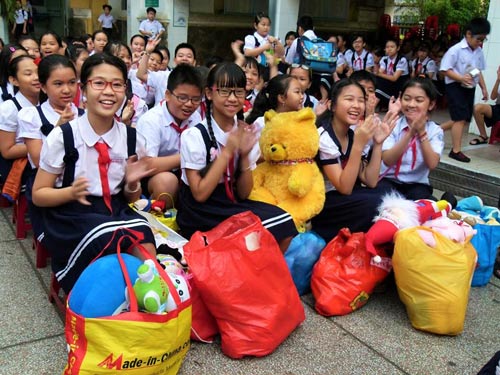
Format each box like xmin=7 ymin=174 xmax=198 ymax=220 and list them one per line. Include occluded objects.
xmin=180 ymin=116 xmax=260 ymax=185
xmin=285 ymin=29 xmax=317 ymax=64
xmin=244 ymin=32 xmax=270 ymax=65
xmin=129 ymin=69 xmax=156 ymax=106
xmin=39 ymin=113 xmax=147 ymax=195
xmin=144 ymin=70 xmax=171 ymax=105
xmin=0 ymin=92 xmax=36 ymax=144
xmin=116 ymin=95 xmax=148 ymax=126
xmin=379 ymin=55 xmax=409 ymax=76
xmin=336 ymin=51 xmax=346 ymax=68
xmin=139 ymin=19 xmax=165 ymax=38
xmin=411 ymin=56 xmax=437 ymax=77
xmin=380 ymin=117 xmax=443 ymax=185
xmin=18 ymin=101 xmax=80 ymax=168
xmin=317 ymin=125 xmax=370 ymax=193
xmin=98 ymin=13 xmax=114 ymax=28
xmin=137 ymin=101 xmax=201 ymax=157
xmin=15 ymin=8 xmax=27 ymax=24
xmin=440 ymin=38 xmax=486 ymax=85
xmin=303 ymin=93 xmax=319 ymax=109
xmin=344 ymin=49 xmax=374 ymax=71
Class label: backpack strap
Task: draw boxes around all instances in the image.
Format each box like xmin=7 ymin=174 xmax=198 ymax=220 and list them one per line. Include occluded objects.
xmin=10 ymin=97 xmax=22 ymax=111
xmin=126 ymin=125 xmax=137 ymax=158
xmin=253 ymin=35 xmax=260 ymax=48
xmin=37 ymin=106 xmax=55 ymax=136
xmin=195 ymin=123 xmax=212 ymax=166
xmin=60 ymin=123 xmax=79 ymax=188
xmin=77 ymin=108 xmax=85 ymax=116
xmin=0 ymin=84 xmax=12 ymax=102
xmin=304 ymin=94 xmax=313 ymax=108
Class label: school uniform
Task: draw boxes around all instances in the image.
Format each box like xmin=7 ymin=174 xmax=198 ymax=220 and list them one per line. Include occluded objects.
xmin=0 ymin=92 xmax=36 ymax=182
xmin=303 ymin=93 xmax=319 ymax=109
xmin=311 ymin=121 xmax=389 ymax=243
xmin=376 ymin=54 xmax=410 ymax=105
xmin=286 ymin=29 xmax=317 ymax=65
xmin=137 ymin=100 xmax=201 ymax=157
xmin=440 ymin=37 xmax=486 ymax=122
xmin=344 ymin=49 xmax=374 ymax=71
xmin=13 ymin=8 xmax=27 ymax=37
xmin=139 ymin=19 xmax=165 ymax=39
xmin=379 ymin=117 xmax=444 ymax=200
xmin=411 ymin=56 xmax=437 ymax=78
xmin=98 ymin=13 xmax=114 ymax=36
xmin=143 ymin=69 xmax=171 ymax=105
xmin=36 ymin=113 xmax=154 ymax=293
xmin=178 ymin=116 xmax=297 ymax=241
xmin=244 ymin=32 xmax=273 ymax=66
xmin=18 ymin=101 xmax=83 ymax=238
xmin=129 ymin=69 xmax=156 ymax=107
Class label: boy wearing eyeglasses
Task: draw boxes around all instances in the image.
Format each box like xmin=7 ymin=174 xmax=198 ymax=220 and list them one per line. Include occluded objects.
xmin=439 ymin=17 xmax=490 ymax=163
xmin=136 ymin=65 xmax=203 ymax=203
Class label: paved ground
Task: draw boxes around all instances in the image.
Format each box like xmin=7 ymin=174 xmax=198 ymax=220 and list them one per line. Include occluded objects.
xmin=0 ymin=109 xmax=499 ymax=375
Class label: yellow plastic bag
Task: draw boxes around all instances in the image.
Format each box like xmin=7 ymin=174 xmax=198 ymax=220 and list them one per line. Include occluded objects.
xmin=393 ymin=226 xmax=477 ymax=335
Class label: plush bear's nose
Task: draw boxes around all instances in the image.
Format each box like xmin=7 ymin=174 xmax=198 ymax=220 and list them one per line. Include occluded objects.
xmin=271 ymin=146 xmax=277 ymax=152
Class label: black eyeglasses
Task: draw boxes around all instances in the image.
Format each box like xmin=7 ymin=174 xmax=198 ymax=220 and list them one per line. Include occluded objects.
xmin=171 ymin=92 xmax=202 ymax=105
xmin=212 ymin=87 xmax=247 ymax=98
xmin=87 ymin=79 xmax=126 ymax=93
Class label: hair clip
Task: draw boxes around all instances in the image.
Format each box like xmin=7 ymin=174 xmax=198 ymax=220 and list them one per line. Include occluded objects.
xmin=9 ymin=46 xmax=16 ymax=53
xmin=265 ymin=92 xmax=269 ymax=99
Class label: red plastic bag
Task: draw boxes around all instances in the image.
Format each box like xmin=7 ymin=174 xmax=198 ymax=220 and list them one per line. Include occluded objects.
xmin=187 ymin=277 xmax=219 ymax=343
xmin=184 ymin=211 xmax=305 ymax=358
xmin=311 ymin=228 xmax=391 ymax=316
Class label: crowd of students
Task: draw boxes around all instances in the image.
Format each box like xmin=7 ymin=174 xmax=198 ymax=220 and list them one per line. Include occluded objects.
xmin=0 ymin=11 xmax=495 ymax=293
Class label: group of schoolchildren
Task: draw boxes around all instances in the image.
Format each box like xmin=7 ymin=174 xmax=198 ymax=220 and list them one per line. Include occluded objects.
xmin=0 ymin=11 xmax=494 ymax=294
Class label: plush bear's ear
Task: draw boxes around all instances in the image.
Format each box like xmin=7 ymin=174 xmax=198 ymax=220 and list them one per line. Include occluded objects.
xmin=264 ymin=109 xmax=277 ymax=122
xmin=296 ymin=107 xmax=316 ymax=122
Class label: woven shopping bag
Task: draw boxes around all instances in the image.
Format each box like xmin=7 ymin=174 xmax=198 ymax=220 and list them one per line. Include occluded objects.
xmin=63 ymin=229 xmax=192 ymax=375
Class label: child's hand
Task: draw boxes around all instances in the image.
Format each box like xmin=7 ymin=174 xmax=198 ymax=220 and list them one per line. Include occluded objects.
xmin=125 ymin=155 xmax=155 ymax=185
xmin=366 ymin=94 xmax=379 ymax=116
xmin=237 ymin=121 xmax=258 ymax=156
xmin=146 ymin=35 xmax=161 ymax=53
xmin=71 ymin=176 xmax=91 ymax=206
xmin=462 ymin=73 xmax=474 ymax=87
xmin=496 ymin=65 xmax=500 ymax=81
xmin=354 ymin=115 xmax=377 ymax=146
xmin=374 ymin=111 xmax=399 ymax=144
xmin=55 ymin=103 xmax=76 ymax=126
xmin=224 ymin=128 xmax=242 ymax=157
xmin=409 ymin=112 xmax=428 ymax=135
xmin=121 ymin=99 xmax=135 ymax=126
xmin=315 ymin=99 xmax=330 ymax=117
xmin=231 ymin=40 xmax=244 ymax=57
xmin=388 ymin=95 xmax=401 ymax=114
xmin=264 ymin=50 xmax=275 ymax=66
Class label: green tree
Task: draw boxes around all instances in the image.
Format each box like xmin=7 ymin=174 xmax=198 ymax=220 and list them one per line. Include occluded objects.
xmin=0 ymin=0 xmax=17 ymax=25
xmin=423 ymin=0 xmax=490 ymax=27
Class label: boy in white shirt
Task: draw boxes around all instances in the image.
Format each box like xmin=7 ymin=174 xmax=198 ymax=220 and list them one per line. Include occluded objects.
xmin=139 ymin=7 xmax=165 ymax=42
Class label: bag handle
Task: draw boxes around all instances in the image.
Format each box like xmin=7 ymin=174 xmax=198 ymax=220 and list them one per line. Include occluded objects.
xmin=157 ymin=192 xmax=176 ymax=210
xmin=98 ymin=227 xmax=183 ymax=312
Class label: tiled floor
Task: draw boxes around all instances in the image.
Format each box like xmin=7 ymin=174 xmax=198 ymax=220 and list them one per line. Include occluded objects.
xmin=0 ymin=110 xmax=499 ymax=374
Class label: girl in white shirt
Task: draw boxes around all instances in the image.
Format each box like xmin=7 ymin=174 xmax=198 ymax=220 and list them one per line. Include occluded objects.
xmin=31 ymin=54 xmax=156 ymax=293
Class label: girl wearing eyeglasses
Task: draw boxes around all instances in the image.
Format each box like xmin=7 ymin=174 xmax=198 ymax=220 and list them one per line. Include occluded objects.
xmin=178 ymin=62 xmax=297 ymax=251
xmin=136 ymin=64 xmax=202 ymax=204
xmin=31 ymin=54 xmax=156 ymax=293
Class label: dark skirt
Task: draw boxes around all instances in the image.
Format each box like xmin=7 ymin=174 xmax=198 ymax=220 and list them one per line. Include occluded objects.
xmin=38 ymin=194 xmax=155 ymax=293
xmin=177 ymin=183 xmax=297 ymax=242
xmin=311 ymin=184 xmax=390 ymax=244
xmin=378 ymin=178 xmax=433 ymax=201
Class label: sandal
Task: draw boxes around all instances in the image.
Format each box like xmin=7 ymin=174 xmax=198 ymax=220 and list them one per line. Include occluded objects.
xmin=469 ymin=135 xmax=489 ymax=145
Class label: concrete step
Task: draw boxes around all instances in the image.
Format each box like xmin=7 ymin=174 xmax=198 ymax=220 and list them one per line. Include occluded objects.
xmin=430 ymin=161 xmax=500 ymax=207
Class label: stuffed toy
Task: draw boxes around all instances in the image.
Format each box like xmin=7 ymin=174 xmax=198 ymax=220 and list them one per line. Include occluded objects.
xmin=417 ymin=216 xmax=476 ymax=247
xmin=249 ymin=107 xmax=325 ymax=231
xmin=365 ymin=192 xmax=452 ymax=257
xmin=133 ymin=259 xmax=170 ymax=314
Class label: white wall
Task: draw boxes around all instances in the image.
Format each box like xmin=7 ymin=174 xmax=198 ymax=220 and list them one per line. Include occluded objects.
xmin=269 ymin=0 xmax=300 ymax=42
xmin=470 ymin=0 xmax=499 ymax=135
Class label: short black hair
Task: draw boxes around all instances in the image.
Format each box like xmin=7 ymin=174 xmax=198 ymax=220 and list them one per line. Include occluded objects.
xmin=167 ymin=64 xmax=203 ymax=93
xmin=146 ymin=7 xmax=156 ymax=14
xmin=102 ymin=4 xmax=112 ymax=11
xmin=297 ymin=16 xmax=313 ymax=31
xmin=465 ymin=17 xmax=491 ymax=36
xmin=175 ymin=43 xmax=196 ymax=60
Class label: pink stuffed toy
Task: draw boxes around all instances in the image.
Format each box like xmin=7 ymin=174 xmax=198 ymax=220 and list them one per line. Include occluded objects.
xmin=417 ymin=216 xmax=476 ymax=247
xmin=365 ymin=192 xmax=452 ymax=257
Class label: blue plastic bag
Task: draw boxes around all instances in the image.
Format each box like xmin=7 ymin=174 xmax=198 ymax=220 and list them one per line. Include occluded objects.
xmin=471 ymin=224 xmax=500 ymax=286
xmin=285 ymin=231 xmax=326 ymax=295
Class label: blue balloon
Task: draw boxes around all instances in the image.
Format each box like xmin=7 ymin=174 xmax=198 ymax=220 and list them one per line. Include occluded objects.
xmin=69 ymin=253 xmax=142 ymax=318
xmin=285 ymin=231 xmax=326 ymax=295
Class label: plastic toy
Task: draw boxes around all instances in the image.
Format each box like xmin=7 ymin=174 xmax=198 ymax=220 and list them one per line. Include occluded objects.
xmin=133 ymin=259 xmax=169 ymax=314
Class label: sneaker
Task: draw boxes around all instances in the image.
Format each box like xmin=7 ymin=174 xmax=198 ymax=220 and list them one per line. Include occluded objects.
xmin=448 ymin=150 xmax=471 ymax=163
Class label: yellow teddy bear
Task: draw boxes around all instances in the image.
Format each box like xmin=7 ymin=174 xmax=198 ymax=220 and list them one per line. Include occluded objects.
xmin=249 ymin=107 xmax=325 ymax=231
